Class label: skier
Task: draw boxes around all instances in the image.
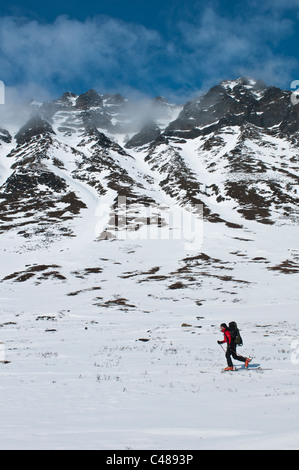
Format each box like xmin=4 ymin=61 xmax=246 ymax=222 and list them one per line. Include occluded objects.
xmin=218 ymin=323 xmax=251 ymax=371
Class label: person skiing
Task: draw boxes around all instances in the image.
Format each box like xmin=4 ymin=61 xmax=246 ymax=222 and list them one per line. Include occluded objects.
xmin=218 ymin=323 xmax=251 ymax=371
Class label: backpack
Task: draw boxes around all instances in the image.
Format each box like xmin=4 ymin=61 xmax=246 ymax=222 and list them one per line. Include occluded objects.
xmin=229 ymin=321 xmax=243 ymax=346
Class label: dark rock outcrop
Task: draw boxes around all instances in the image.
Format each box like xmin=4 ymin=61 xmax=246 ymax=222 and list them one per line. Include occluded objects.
xmin=15 ymin=116 xmax=55 ymax=146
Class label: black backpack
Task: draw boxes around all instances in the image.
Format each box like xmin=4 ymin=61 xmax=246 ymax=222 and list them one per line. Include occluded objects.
xmin=229 ymin=321 xmax=243 ymax=346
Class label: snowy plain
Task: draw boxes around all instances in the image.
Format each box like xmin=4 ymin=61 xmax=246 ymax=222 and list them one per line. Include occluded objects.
xmin=0 ymin=209 xmax=299 ymax=450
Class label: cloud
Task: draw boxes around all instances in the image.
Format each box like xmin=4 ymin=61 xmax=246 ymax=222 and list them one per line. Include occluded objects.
xmin=175 ymin=5 xmax=298 ymax=91
xmin=0 ymin=15 xmax=164 ymax=100
xmin=0 ymin=3 xmax=298 ymax=105
xmin=252 ymin=0 xmax=299 ymax=11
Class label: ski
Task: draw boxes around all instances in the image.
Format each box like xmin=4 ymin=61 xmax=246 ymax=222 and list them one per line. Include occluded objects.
xmin=221 ymin=364 xmax=272 ymax=372
xmin=234 ymin=364 xmax=260 ymax=371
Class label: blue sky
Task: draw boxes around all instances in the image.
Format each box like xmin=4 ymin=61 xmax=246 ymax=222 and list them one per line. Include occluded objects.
xmin=1 ymin=0 xmax=299 ymax=103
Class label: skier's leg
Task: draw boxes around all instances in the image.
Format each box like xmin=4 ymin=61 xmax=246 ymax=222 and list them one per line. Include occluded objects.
xmin=226 ymin=348 xmax=233 ymax=367
xmin=231 ymin=345 xmax=251 ymax=367
xmin=230 ymin=344 xmax=246 ymax=363
xmin=233 ymin=352 xmax=246 ymax=362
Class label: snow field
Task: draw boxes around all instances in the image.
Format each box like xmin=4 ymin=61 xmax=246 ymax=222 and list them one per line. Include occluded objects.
xmin=0 ymin=233 xmax=299 ymax=450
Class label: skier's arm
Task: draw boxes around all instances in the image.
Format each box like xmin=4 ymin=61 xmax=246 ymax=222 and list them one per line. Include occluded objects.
xmin=218 ymin=331 xmax=231 ymax=345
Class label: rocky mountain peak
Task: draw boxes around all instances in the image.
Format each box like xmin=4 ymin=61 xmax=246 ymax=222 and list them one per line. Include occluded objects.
xmin=60 ymin=92 xmax=78 ymax=104
xmin=165 ymin=77 xmax=297 ymax=138
xmin=125 ymin=121 xmax=161 ymax=149
xmin=75 ymin=89 xmax=104 ymax=110
xmin=0 ymin=127 xmax=12 ymax=144
xmin=219 ymin=77 xmax=267 ymax=97
xmin=103 ymin=93 xmax=126 ymax=106
xmin=153 ymin=96 xmax=169 ymax=106
xmin=15 ymin=115 xmax=55 ymax=146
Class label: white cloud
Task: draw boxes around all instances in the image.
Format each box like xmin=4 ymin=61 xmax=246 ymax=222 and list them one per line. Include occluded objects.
xmin=172 ymin=4 xmax=298 ymax=92
xmin=0 ymin=4 xmax=297 ymax=104
xmin=0 ymin=15 xmax=164 ymax=100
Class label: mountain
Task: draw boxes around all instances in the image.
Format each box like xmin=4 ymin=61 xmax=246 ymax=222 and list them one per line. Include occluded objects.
xmin=0 ymin=78 xmax=299 ymax=449
xmin=1 ymin=77 xmax=298 ymax=241
xmin=1 ymin=75 xmax=298 ymax=304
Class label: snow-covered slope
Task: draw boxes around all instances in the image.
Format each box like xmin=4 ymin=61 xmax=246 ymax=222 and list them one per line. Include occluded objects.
xmin=0 ymin=78 xmax=299 ymax=450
